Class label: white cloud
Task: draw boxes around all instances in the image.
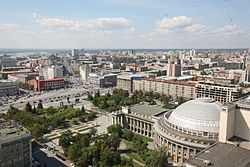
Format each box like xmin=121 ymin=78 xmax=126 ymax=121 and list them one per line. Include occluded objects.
xmin=124 ymin=27 xmax=135 ymax=33
xmin=156 ymin=16 xmax=194 ymax=32
xmin=185 ymin=24 xmax=209 ymax=34
xmin=36 ymin=17 xmax=134 ymax=33
xmin=32 ymin=12 xmax=37 ymax=19
xmin=0 ymin=23 xmax=18 ymax=30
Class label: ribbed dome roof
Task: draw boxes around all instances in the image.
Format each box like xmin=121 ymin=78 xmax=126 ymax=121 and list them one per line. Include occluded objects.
xmin=167 ymin=98 xmax=222 ymax=133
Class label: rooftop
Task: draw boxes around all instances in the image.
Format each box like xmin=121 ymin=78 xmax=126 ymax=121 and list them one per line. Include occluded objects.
xmin=130 ymin=102 xmax=166 ymax=117
xmin=0 ymin=119 xmax=31 ymax=142
xmin=187 ymin=142 xmax=250 ymax=167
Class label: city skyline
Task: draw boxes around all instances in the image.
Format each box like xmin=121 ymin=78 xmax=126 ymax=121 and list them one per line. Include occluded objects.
xmin=0 ymin=0 xmax=250 ymax=49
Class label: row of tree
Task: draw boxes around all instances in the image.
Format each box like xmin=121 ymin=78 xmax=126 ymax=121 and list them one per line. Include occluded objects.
xmin=3 ymin=103 xmax=96 ymax=139
xmin=88 ymin=89 xmax=188 ymax=112
xmin=107 ymin=124 xmax=170 ymax=167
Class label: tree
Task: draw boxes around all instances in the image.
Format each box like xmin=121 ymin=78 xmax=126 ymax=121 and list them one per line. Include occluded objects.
xmin=107 ymin=124 xmax=123 ymax=138
xmin=25 ymin=102 xmax=32 ymax=112
xmin=37 ymin=101 xmax=43 ymax=109
xmin=59 ymin=130 xmax=74 ymax=150
xmin=145 ymin=149 xmax=169 ymax=167
xmin=121 ymin=158 xmax=134 ymax=167
xmin=122 ymin=129 xmax=134 ymax=141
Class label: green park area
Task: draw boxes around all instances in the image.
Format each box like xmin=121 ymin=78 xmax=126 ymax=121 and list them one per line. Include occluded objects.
xmin=2 ymin=101 xmax=96 ymax=139
xmin=57 ymin=124 xmax=170 ymax=167
xmin=88 ymin=89 xmax=187 ymax=112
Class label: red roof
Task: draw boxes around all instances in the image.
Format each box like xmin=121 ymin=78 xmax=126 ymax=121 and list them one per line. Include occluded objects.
xmin=140 ymin=77 xmax=196 ymax=87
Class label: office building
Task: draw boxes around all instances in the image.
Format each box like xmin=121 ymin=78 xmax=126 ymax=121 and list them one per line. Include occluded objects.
xmin=0 ymin=82 xmax=19 ymax=97
xmin=0 ymin=56 xmax=17 ymax=67
xmin=79 ymin=64 xmax=91 ymax=81
xmin=0 ymin=119 xmax=32 ymax=167
xmin=47 ymin=65 xmax=63 ymax=79
xmin=99 ymin=73 xmax=117 ymax=88
xmin=167 ymin=59 xmax=181 ymax=77
xmin=28 ymin=78 xmax=65 ymax=91
xmin=195 ymin=81 xmax=242 ymax=104
xmin=72 ymin=49 xmax=80 ymax=57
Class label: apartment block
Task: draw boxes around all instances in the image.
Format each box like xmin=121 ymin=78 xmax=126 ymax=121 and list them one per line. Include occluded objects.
xmin=195 ymin=81 xmax=242 ymax=104
xmin=133 ymin=78 xmax=196 ymax=99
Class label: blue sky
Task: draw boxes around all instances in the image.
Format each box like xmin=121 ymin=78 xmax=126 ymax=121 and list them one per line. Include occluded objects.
xmin=0 ymin=0 xmax=249 ymax=49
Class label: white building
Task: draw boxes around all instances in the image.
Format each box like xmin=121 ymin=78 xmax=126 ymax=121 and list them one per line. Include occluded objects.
xmin=79 ymin=64 xmax=91 ymax=81
xmin=72 ymin=49 xmax=80 ymax=57
xmin=47 ymin=65 xmax=63 ymax=79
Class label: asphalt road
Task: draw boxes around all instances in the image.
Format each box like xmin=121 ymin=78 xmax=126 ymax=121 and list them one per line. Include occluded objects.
xmin=0 ymin=86 xmax=112 ymax=113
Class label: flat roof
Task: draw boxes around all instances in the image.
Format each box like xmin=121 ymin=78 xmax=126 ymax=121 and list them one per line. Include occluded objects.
xmin=130 ymin=103 xmax=166 ymax=117
xmin=187 ymin=142 xmax=250 ymax=167
xmin=0 ymin=121 xmax=31 ymax=142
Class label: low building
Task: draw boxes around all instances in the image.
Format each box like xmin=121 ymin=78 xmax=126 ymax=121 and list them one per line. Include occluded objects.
xmin=28 ymin=78 xmax=65 ymax=91
xmin=8 ymin=74 xmax=38 ymax=83
xmin=0 ymin=82 xmax=19 ymax=97
xmin=186 ymin=142 xmax=250 ymax=167
xmin=0 ymin=119 xmax=32 ymax=167
xmin=112 ymin=103 xmax=167 ymax=138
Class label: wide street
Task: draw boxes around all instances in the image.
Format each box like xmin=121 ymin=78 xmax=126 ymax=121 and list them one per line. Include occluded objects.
xmin=0 ymin=86 xmax=112 ymax=113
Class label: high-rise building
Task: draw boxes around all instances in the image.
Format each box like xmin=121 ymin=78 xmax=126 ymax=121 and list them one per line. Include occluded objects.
xmin=189 ymin=49 xmax=196 ymax=57
xmin=79 ymin=64 xmax=91 ymax=81
xmin=167 ymin=59 xmax=181 ymax=77
xmin=0 ymin=119 xmax=32 ymax=167
xmin=72 ymin=49 xmax=80 ymax=57
xmin=47 ymin=65 xmax=63 ymax=79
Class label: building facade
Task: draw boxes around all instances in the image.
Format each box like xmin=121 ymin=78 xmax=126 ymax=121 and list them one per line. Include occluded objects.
xmin=0 ymin=82 xmax=19 ymax=97
xmin=28 ymin=78 xmax=65 ymax=91
xmin=113 ymin=97 xmax=250 ymax=165
xmin=0 ymin=56 xmax=17 ymax=67
xmin=112 ymin=103 xmax=166 ymax=138
xmin=195 ymin=81 xmax=242 ymax=104
xmin=112 ymin=98 xmax=222 ymax=164
xmin=47 ymin=65 xmax=63 ymax=79
xmin=167 ymin=59 xmax=181 ymax=77
xmin=0 ymin=119 xmax=32 ymax=167
xmin=133 ymin=78 xmax=196 ymax=99
xmin=79 ymin=64 xmax=91 ymax=81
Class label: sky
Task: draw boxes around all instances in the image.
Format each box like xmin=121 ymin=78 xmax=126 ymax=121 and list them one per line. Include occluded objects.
xmin=0 ymin=0 xmax=249 ymax=49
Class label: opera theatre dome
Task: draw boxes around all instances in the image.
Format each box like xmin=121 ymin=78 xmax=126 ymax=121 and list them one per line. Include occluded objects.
xmin=153 ymin=98 xmax=222 ymax=164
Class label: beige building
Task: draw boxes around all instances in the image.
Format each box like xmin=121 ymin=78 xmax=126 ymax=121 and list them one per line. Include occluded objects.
xmin=195 ymin=81 xmax=242 ymax=104
xmin=117 ymin=75 xmax=133 ymax=92
xmin=112 ymin=103 xmax=166 ymax=138
xmin=133 ymin=78 xmax=196 ymax=99
xmin=112 ymin=98 xmax=221 ymax=164
xmin=219 ymin=98 xmax=250 ymax=142
xmin=0 ymin=119 xmax=32 ymax=167
xmin=113 ymin=97 xmax=250 ymax=165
